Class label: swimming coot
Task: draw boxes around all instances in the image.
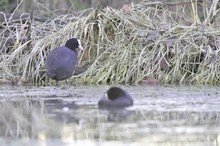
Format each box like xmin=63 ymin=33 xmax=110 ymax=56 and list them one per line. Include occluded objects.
xmin=46 ymin=38 xmax=83 ymax=85
xmin=98 ymin=87 xmax=133 ymax=108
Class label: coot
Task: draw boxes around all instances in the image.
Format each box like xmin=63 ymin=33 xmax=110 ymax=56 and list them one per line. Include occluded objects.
xmin=46 ymin=38 xmax=83 ymax=85
xmin=98 ymin=87 xmax=133 ymax=108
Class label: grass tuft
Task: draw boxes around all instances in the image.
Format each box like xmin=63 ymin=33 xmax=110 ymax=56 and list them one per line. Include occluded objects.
xmin=0 ymin=0 xmax=220 ymax=85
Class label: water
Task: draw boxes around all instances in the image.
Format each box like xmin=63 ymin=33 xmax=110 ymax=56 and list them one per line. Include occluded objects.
xmin=0 ymin=85 xmax=220 ymax=146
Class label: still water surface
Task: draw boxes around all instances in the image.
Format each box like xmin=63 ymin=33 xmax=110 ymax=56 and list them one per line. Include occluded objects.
xmin=0 ymin=85 xmax=219 ymax=146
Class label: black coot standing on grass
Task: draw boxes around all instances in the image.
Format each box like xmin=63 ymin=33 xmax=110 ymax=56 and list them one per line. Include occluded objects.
xmin=98 ymin=87 xmax=133 ymax=108
xmin=46 ymin=38 xmax=83 ymax=86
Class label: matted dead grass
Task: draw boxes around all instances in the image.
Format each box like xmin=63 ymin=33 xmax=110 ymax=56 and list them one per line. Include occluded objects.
xmin=0 ymin=0 xmax=220 ymax=85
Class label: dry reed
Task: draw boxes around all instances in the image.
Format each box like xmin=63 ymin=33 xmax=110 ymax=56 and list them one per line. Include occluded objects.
xmin=0 ymin=0 xmax=220 ymax=85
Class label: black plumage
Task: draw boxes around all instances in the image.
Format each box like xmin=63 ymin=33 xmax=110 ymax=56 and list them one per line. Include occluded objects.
xmin=98 ymin=87 xmax=133 ymax=108
xmin=46 ymin=38 xmax=83 ymax=85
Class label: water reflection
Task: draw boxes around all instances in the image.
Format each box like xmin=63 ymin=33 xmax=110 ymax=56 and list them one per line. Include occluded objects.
xmin=0 ymin=85 xmax=220 ymax=146
xmin=0 ymin=99 xmax=220 ymax=145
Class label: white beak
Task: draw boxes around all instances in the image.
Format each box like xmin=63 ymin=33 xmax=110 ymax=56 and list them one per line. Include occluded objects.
xmin=77 ymin=39 xmax=84 ymax=51
xmin=104 ymin=93 xmax=110 ymax=101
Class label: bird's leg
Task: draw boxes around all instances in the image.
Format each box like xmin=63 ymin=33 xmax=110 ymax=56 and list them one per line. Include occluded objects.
xmin=56 ymin=81 xmax=60 ymax=86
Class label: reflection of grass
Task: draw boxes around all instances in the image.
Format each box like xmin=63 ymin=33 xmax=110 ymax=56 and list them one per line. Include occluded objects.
xmin=1 ymin=99 xmax=220 ymax=145
xmin=0 ymin=1 xmax=220 ymax=85
xmin=0 ymin=100 xmax=33 ymax=137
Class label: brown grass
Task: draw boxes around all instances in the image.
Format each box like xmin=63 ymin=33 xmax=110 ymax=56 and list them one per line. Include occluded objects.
xmin=0 ymin=0 xmax=220 ymax=85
